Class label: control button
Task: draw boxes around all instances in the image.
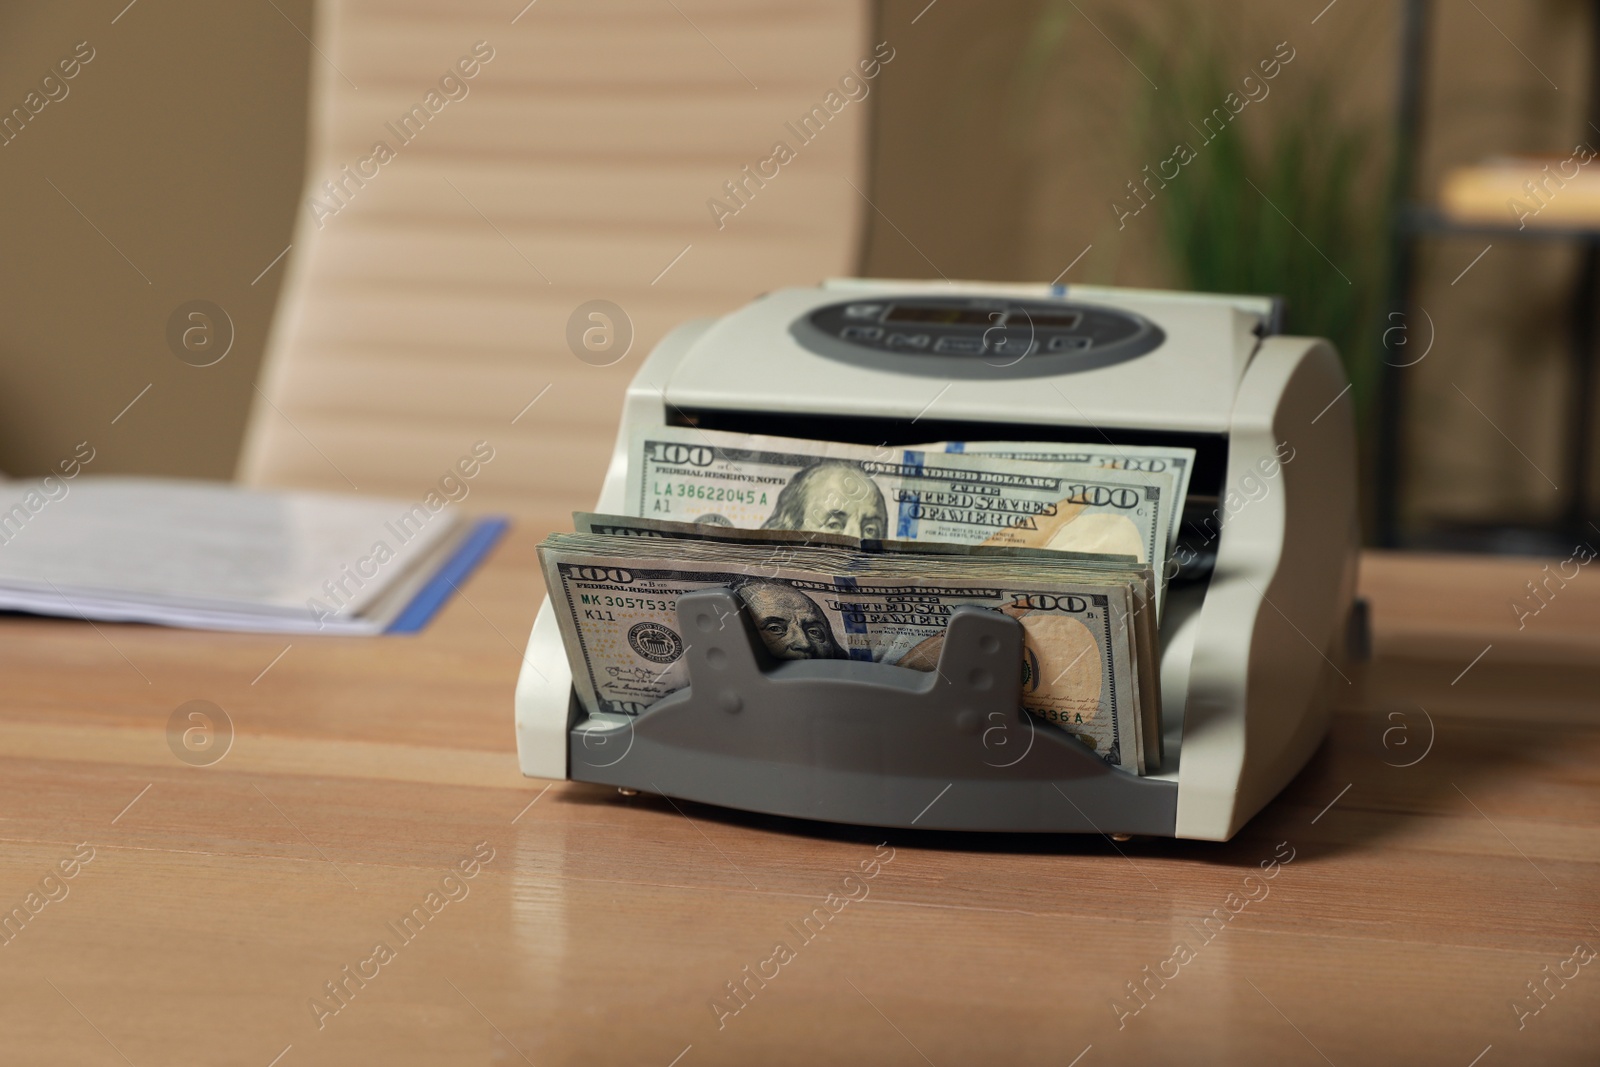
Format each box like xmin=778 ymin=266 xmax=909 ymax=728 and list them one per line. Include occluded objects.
xmin=887 ymin=333 xmax=930 ymax=349
xmin=1047 ymin=335 xmax=1093 ymax=352
xmin=988 ymin=337 xmax=1035 ymax=360
xmin=843 ymin=303 xmax=885 ymax=319
xmin=840 ymin=325 xmax=883 ymax=342
xmin=933 ymin=335 xmax=985 ymax=354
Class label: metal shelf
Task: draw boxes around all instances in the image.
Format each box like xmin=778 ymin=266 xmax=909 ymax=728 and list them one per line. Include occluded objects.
xmin=1401 ymin=203 xmax=1600 ymax=241
xmin=1377 ymin=0 xmax=1600 ymax=550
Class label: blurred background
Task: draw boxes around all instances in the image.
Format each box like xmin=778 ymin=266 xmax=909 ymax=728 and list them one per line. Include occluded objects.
xmin=1 ymin=0 xmax=1596 ymax=553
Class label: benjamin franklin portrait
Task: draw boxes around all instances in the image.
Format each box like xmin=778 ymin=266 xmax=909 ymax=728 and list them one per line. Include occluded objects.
xmin=731 ymin=579 xmax=844 ymax=661
xmin=761 ymin=460 xmax=888 ymax=540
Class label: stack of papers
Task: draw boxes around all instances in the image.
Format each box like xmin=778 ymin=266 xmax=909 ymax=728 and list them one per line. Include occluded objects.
xmin=0 ymin=476 xmax=506 ymax=634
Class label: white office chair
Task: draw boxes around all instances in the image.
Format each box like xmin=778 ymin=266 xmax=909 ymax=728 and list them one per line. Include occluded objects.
xmin=239 ymin=0 xmax=874 ymax=521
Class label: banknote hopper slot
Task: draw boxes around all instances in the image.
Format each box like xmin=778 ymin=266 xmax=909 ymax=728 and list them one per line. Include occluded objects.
xmin=515 ymin=281 xmax=1362 ymax=842
xmin=567 ymin=588 xmax=1178 ymax=833
xmin=673 ymin=406 xmax=1230 ymax=593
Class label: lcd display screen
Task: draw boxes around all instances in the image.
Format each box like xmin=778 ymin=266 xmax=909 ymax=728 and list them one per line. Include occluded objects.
xmin=1018 ymin=311 xmax=1082 ymax=329
xmin=883 ymin=306 xmax=999 ymax=326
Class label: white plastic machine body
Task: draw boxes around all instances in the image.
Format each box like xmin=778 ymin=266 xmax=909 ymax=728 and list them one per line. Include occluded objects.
xmin=514 ymin=279 xmax=1361 ymax=842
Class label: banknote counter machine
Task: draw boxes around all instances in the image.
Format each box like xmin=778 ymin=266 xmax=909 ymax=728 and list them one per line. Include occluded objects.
xmin=515 ymin=280 xmax=1362 ymax=842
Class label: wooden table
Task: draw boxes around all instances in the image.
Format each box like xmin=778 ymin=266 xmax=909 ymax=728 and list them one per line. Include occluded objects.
xmin=2 ymin=529 xmax=1596 ymax=1066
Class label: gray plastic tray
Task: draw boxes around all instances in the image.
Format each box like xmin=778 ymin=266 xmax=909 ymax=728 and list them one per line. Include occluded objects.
xmin=568 ymin=588 xmax=1178 ymax=834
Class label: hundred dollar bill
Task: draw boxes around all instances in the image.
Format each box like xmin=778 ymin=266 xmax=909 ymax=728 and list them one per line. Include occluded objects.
xmin=540 ymin=532 xmax=1146 ymax=772
xmin=626 ymin=425 xmax=1172 ymax=605
xmin=919 ymin=441 xmax=1196 ymax=553
xmin=574 ymin=510 xmax=1165 ymax=772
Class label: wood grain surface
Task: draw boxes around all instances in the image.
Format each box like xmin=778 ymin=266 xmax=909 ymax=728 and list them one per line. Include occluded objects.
xmin=0 ymin=535 xmax=1596 ymax=1066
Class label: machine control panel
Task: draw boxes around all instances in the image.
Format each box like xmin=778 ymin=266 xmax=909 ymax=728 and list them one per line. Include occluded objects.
xmin=790 ymin=295 xmax=1165 ymax=379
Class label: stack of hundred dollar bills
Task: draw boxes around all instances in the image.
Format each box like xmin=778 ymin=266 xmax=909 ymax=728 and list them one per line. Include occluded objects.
xmin=538 ymin=426 xmax=1195 ymax=775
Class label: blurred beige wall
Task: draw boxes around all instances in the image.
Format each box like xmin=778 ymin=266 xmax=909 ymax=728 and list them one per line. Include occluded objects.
xmin=0 ymin=0 xmax=311 ymax=479
xmin=865 ymin=0 xmax=1599 ymax=534
xmin=5 ymin=0 xmax=1596 ymax=535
